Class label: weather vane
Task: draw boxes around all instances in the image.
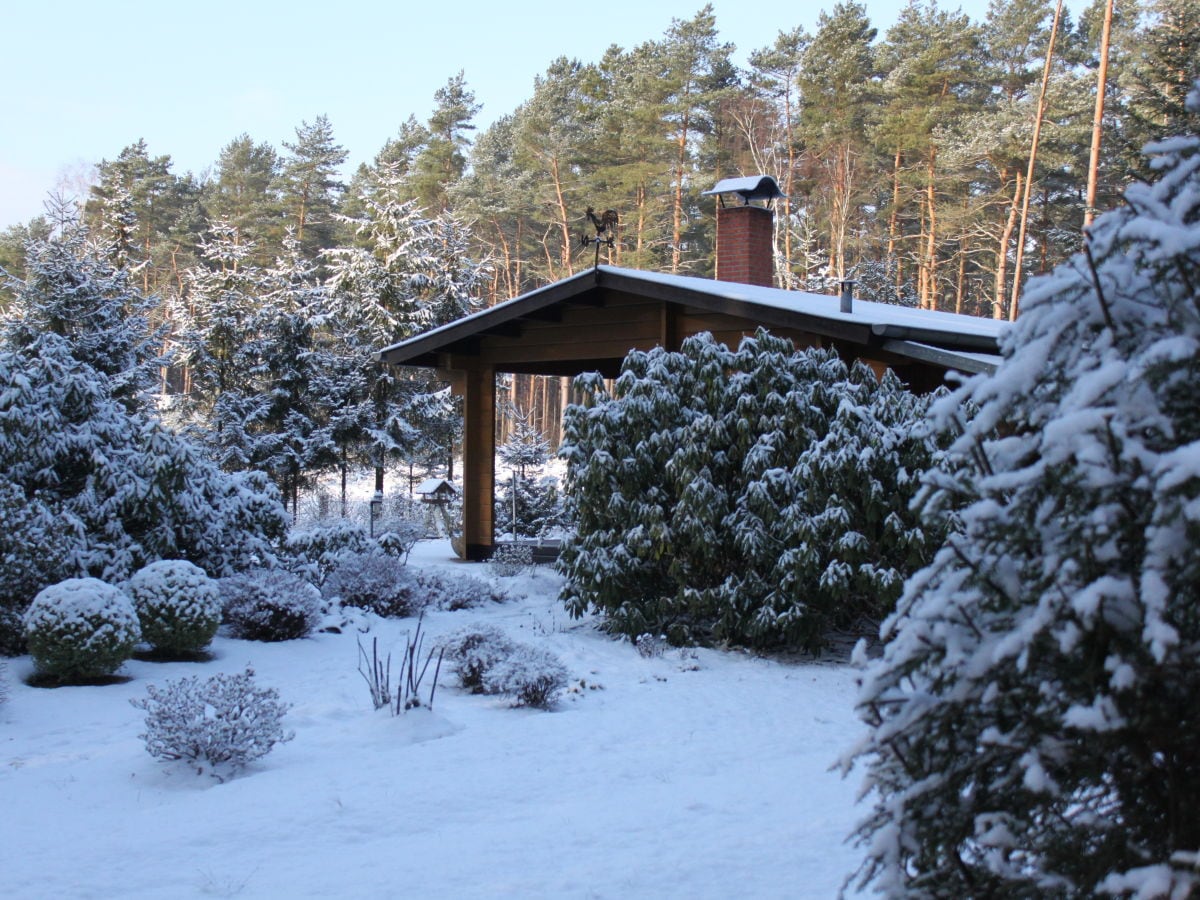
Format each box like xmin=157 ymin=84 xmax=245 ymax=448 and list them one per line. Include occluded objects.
xmin=579 ymin=206 xmax=619 ymax=268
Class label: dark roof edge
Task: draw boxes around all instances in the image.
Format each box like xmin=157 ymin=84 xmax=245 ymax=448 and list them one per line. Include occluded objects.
xmin=880 ymin=339 xmax=1000 ymax=375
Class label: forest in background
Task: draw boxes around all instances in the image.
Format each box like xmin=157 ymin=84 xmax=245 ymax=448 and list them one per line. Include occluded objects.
xmin=1 ymin=0 xmax=1196 ymax=452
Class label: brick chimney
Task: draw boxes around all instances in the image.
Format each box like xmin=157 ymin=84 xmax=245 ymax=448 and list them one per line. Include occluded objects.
xmin=716 ymin=204 xmax=774 ymax=287
xmin=704 ymin=175 xmax=785 ymax=289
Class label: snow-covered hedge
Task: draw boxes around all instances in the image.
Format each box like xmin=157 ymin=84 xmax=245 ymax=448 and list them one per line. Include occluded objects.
xmin=23 ymin=578 xmax=141 ymax=682
xmin=440 ymin=625 xmax=567 ymax=708
xmin=127 ymin=560 xmax=220 ymax=655
xmin=845 ymin=85 xmax=1200 ymax=897
xmin=559 ymin=329 xmax=947 ymax=652
xmin=220 ymin=570 xmax=321 ymax=642
xmin=131 ymin=667 xmax=292 ymax=781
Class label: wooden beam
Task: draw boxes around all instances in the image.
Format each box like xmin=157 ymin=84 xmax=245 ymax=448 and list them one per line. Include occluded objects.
xmin=461 ymin=364 xmax=496 ymax=561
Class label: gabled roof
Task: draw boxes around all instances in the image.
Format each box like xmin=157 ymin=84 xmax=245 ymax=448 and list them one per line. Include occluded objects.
xmin=378 ymin=265 xmax=1004 ymax=375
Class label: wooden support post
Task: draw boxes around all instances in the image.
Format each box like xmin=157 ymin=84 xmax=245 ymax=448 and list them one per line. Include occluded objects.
xmin=461 ymin=364 xmax=496 ymax=561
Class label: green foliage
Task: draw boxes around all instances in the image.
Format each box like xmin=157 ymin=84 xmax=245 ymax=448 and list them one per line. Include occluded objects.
xmin=126 ymin=560 xmax=221 ymax=655
xmin=23 ymin=578 xmax=141 ymax=683
xmin=559 ymin=329 xmax=946 ymax=652
xmin=220 ymin=569 xmax=322 ymax=642
xmin=846 ymin=92 xmax=1200 ymax=897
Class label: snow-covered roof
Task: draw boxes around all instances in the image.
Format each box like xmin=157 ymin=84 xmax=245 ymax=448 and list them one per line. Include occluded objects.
xmin=415 ymin=477 xmax=456 ymax=495
xmin=378 ymin=265 xmax=1004 ymax=374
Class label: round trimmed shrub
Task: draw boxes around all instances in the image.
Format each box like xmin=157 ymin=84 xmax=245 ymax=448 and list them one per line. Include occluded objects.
xmin=220 ymin=569 xmax=321 ymax=642
xmin=127 ymin=560 xmax=220 ymax=655
xmin=23 ymin=578 xmax=141 ymax=682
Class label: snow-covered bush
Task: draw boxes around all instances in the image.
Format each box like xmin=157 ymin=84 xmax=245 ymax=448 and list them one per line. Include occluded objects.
xmin=489 ymin=542 xmax=533 ymax=577
xmin=322 ymin=552 xmax=422 ymax=618
xmin=220 ymin=570 xmax=321 ymax=642
xmin=846 ymin=86 xmax=1200 ymax=898
xmin=440 ymin=625 xmax=517 ymax=691
xmin=560 ymin=329 xmax=946 ymax=652
xmin=440 ymin=625 xmax=567 ymax=707
xmin=131 ymin=667 xmax=293 ymax=781
xmin=284 ymin=521 xmax=372 ymax=584
xmin=0 ymin=479 xmax=70 ymax=614
xmin=23 ymin=578 xmax=141 ymax=682
xmin=0 ymin=605 xmax=25 ymax=657
xmin=126 ymin=560 xmax=220 ymax=655
xmin=419 ymin=569 xmax=508 ymax=610
xmin=480 ymin=646 xmax=569 ymax=709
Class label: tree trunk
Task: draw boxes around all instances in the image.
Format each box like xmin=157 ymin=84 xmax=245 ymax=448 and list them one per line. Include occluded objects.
xmin=550 ymin=156 xmax=574 ymax=277
xmin=995 ymin=170 xmax=1023 ymax=320
xmin=1085 ymin=0 xmax=1114 ymax=229
xmin=1010 ymin=0 xmax=1064 ymax=320
xmin=924 ymin=150 xmax=940 ymax=310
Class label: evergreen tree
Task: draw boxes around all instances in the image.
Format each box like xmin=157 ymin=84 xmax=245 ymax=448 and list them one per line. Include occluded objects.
xmin=846 ymin=84 xmax=1200 ymax=898
xmin=248 ymin=234 xmax=335 ymax=515
xmin=409 ymin=71 xmax=480 ymax=213
xmin=278 ymin=115 xmax=348 ymax=257
xmin=798 ymin=2 xmax=880 ymax=280
xmin=208 ymin=134 xmax=281 ymax=264
xmin=3 ymin=209 xmax=161 ymax=410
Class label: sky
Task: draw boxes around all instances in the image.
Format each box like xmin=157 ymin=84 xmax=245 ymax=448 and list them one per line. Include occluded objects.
xmin=2 ymin=0 xmax=1083 ymax=230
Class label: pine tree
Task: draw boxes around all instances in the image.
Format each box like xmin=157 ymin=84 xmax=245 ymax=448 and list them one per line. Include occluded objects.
xmin=409 ymin=72 xmax=480 ymax=213
xmin=846 ymin=83 xmax=1200 ymax=898
xmin=278 ymin=115 xmax=348 ymax=257
xmin=797 ymin=2 xmax=880 ymax=280
xmin=208 ymin=134 xmax=281 ymax=265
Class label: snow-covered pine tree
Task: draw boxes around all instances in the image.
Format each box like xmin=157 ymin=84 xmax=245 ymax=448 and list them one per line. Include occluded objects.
xmin=325 ymin=169 xmax=485 ymax=498
xmin=845 ymin=83 xmax=1200 ymax=898
xmin=0 ymin=220 xmax=286 ymax=604
xmin=495 ymin=407 xmax=562 ymax=538
xmin=174 ymin=218 xmax=266 ymax=469
xmin=2 ymin=205 xmax=161 ymax=411
xmin=247 ymin=234 xmax=335 ymax=515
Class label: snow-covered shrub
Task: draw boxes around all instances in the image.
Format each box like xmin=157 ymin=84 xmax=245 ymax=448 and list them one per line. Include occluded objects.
xmin=131 ymin=666 xmax=292 ymax=780
xmin=490 ymin=542 xmax=533 ymax=577
xmin=23 ymin=578 xmax=141 ymax=682
xmin=634 ymin=633 xmax=668 ymax=659
xmin=494 ymin=475 xmax=565 ymax=539
xmin=322 ymin=552 xmax=421 ymax=618
xmin=0 ymin=479 xmax=71 ymax=613
xmin=439 ymin=625 xmax=517 ymax=691
xmin=439 ymin=626 xmax=566 ymax=707
xmin=480 ymin=646 xmax=569 ymax=709
xmin=220 ymin=569 xmax=321 ymax=642
xmin=284 ymin=521 xmax=372 ymax=584
xmin=126 ymin=560 xmax=220 ymax=655
xmin=419 ymin=569 xmax=508 ymax=610
xmin=560 ymin=329 xmax=946 ymax=652
xmin=846 ymin=87 xmax=1200 ymax=898
xmin=0 ymin=604 xmax=25 ymax=657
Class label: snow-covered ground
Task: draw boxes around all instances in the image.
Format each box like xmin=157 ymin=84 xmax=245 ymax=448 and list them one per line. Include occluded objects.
xmin=2 ymin=541 xmax=866 ymax=899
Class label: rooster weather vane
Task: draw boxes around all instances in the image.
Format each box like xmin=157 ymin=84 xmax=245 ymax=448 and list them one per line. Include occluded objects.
xmin=580 ymin=206 xmax=619 ymax=267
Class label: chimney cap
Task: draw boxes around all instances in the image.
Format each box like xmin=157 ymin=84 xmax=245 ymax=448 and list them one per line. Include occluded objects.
xmin=703 ymin=175 xmax=786 ymax=205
